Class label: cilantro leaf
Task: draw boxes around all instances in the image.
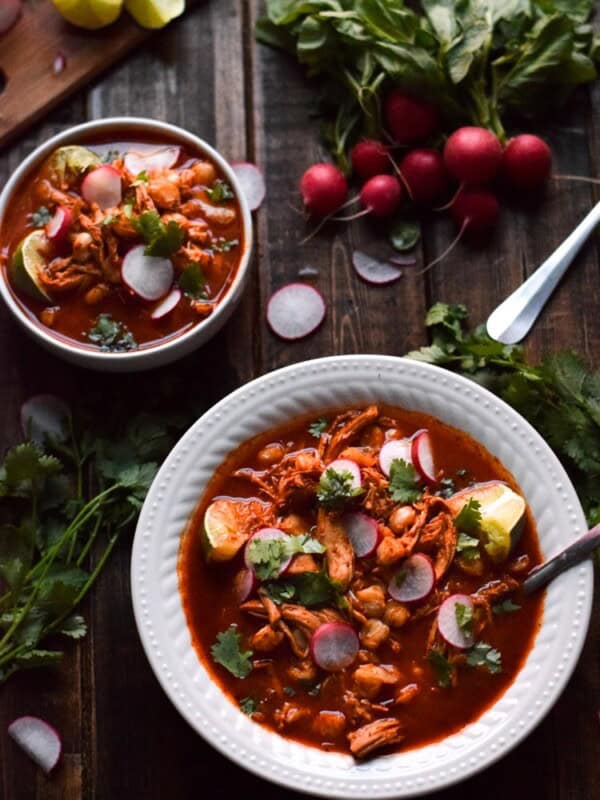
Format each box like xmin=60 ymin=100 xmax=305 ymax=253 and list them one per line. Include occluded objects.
xmin=492 ymin=599 xmax=521 ymax=615
xmin=30 ymin=206 xmax=51 ymax=228
xmin=455 ymin=602 xmax=474 ymax=636
xmin=454 ymin=499 xmax=482 ymax=533
xmin=88 ymin=314 xmax=137 ymax=353
xmin=211 ymin=626 xmax=253 ymax=678
xmin=239 ymin=696 xmax=258 ymax=715
xmin=246 ymin=534 xmax=324 ymax=581
xmin=264 ymin=571 xmax=340 ymax=608
xmin=388 ymin=458 xmax=422 ymax=504
xmin=59 ymin=614 xmax=87 ymax=639
xmin=206 ymin=179 xmax=234 ymax=202
xmin=131 ymin=211 xmax=185 ymax=257
xmin=466 ymin=642 xmax=502 ymax=674
xmin=212 ymin=238 xmax=239 ymax=253
xmin=309 ymin=417 xmax=328 ymax=438
xmin=178 ymin=263 xmax=207 ymax=300
xmin=131 ymin=170 xmax=149 ymax=186
xmin=456 ymin=531 xmax=480 ymax=561
xmin=317 ymin=467 xmax=364 ymax=510
xmin=427 ymin=648 xmax=453 ymax=688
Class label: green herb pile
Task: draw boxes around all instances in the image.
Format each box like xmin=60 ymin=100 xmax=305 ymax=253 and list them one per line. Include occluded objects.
xmin=409 ymin=303 xmax=600 ymax=527
xmin=257 ymin=0 xmax=600 ymax=166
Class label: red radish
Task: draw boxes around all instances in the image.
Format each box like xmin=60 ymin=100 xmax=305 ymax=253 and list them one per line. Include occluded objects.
xmin=350 ymin=140 xmax=390 ymax=180
xmin=8 ymin=716 xmax=61 ymax=773
xmin=326 ymin=458 xmax=362 ymax=490
xmin=352 ymin=250 xmax=403 ymax=285
xmin=502 ymin=134 xmax=552 ymax=190
xmin=359 ymin=174 xmax=402 ymax=218
xmin=300 ymin=163 xmax=348 ymax=217
xmin=266 ymin=283 xmax=326 ymax=340
xmin=52 ymin=51 xmax=67 ymax=75
xmin=437 ymin=594 xmax=475 ymax=649
xmin=310 ymin=622 xmax=359 ymax=671
xmin=45 ymin=205 xmax=72 ymax=244
xmin=81 ymin=165 xmax=122 ymax=209
xmin=121 ymin=245 xmax=174 ymax=302
xmin=389 ymin=254 xmax=417 ymax=267
xmin=21 ymin=394 xmax=69 ymax=444
xmin=233 ymin=568 xmax=258 ymax=602
xmin=384 ymin=89 xmax=438 ymax=145
xmin=231 ymin=162 xmax=265 ymax=211
xmin=398 ymin=149 xmax=449 ymax=206
xmin=0 ymin=0 xmax=21 ymax=35
xmin=150 ymin=287 xmax=181 ymax=320
xmin=443 ymin=127 xmax=503 ymax=185
xmin=244 ymin=528 xmax=292 ymax=575
xmin=379 ymin=438 xmax=412 ymax=477
xmin=342 ymin=512 xmax=380 ymax=558
xmin=387 ymin=553 xmax=435 ymax=604
xmin=124 ymin=147 xmax=180 ymax=176
xmin=411 ymin=429 xmax=436 ymax=485
xmin=450 ymin=188 xmax=499 ymax=237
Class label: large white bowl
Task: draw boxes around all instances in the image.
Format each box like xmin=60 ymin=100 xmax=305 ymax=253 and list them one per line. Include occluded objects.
xmin=0 ymin=118 xmax=253 ymax=372
xmin=131 ymin=355 xmax=593 ymax=798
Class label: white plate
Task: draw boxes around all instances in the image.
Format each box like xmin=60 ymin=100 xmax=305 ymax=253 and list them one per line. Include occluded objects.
xmin=131 ymin=355 xmax=592 ymax=798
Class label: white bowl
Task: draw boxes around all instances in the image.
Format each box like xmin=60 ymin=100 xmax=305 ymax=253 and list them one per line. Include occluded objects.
xmin=131 ymin=355 xmax=592 ymax=798
xmin=0 ymin=118 xmax=253 ymax=372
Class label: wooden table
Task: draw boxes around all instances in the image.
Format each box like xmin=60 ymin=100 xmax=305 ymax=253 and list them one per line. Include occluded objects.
xmin=1 ymin=2 xmax=599 ymax=798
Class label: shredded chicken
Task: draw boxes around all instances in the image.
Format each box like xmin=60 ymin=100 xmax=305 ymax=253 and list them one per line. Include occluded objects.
xmin=348 ymin=718 xmax=404 ymax=758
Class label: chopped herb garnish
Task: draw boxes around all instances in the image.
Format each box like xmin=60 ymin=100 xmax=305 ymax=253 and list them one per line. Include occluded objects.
xmin=455 ymin=602 xmax=474 ymax=636
xmin=308 ymin=418 xmax=328 ymax=438
xmin=454 ymin=499 xmax=482 ymax=533
xmin=493 ymin=598 xmax=522 ymax=615
xmin=283 ymin=686 xmax=296 ymax=697
xmin=388 ymin=459 xmax=422 ymax=504
xmin=246 ymin=533 xmax=324 ymax=581
xmin=394 ymin=569 xmax=408 ymax=588
xmin=211 ymin=626 xmax=253 ymax=679
xmin=317 ymin=467 xmax=364 ymax=510
xmin=456 ymin=532 xmax=480 ymax=561
xmin=239 ymin=696 xmax=258 ymax=715
xmin=437 ymin=477 xmax=456 ymax=498
xmin=206 ymin=179 xmax=234 ymax=202
xmin=131 ymin=170 xmax=149 ymax=185
xmin=427 ymin=648 xmax=453 ymax=688
xmin=131 ymin=211 xmax=185 ymax=257
xmin=264 ymin=571 xmax=340 ymax=608
xmin=466 ymin=642 xmax=502 ymax=674
xmin=307 ymin=683 xmax=321 ymax=697
xmin=178 ymin=263 xmax=207 ymax=300
xmin=87 ymin=314 xmax=137 ymax=352
xmin=101 ymin=215 xmax=117 ymax=227
xmin=101 ymin=149 xmax=120 ymax=164
xmin=212 ymin=238 xmax=239 ymax=253
xmin=30 ymin=206 xmax=51 ymax=228
xmin=456 ymin=468 xmax=468 ymax=478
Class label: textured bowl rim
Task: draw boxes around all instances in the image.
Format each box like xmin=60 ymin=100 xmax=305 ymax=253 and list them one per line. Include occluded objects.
xmin=131 ymin=355 xmax=593 ymax=798
xmin=0 ymin=117 xmax=254 ymax=368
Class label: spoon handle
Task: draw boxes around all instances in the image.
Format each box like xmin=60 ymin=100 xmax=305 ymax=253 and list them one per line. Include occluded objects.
xmin=487 ymin=201 xmax=600 ymax=344
xmin=523 ymin=524 xmax=600 ymax=595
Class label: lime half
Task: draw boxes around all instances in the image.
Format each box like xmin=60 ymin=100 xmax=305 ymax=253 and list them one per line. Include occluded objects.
xmin=203 ymin=499 xmax=249 ymax=562
xmin=10 ymin=231 xmax=52 ymax=303
xmin=52 ymin=0 xmax=123 ymax=29
xmin=124 ymin=0 xmax=184 ymax=29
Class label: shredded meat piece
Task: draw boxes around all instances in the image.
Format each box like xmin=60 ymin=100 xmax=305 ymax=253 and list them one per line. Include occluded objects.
xmin=348 ymin=718 xmax=404 ymax=758
xmin=337 ymin=447 xmax=378 ymax=468
xmin=181 ymin=198 xmax=236 ymax=226
xmin=274 ymin=702 xmax=311 ymax=730
xmin=316 ymin=508 xmax=354 ymax=589
xmin=383 ymin=601 xmax=410 ymax=629
xmin=353 ymin=664 xmax=401 ymax=699
xmin=359 ymin=618 xmax=390 ymax=650
xmin=393 ymin=683 xmax=420 ymax=705
xmin=147 ymin=174 xmax=181 ymax=209
xmin=286 ymin=660 xmax=317 ymax=684
xmin=250 ymin=624 xmax=284 ymax=652
xmin=286 ymin=554 xmax=320 ymax=575
xmin=324 ymin=405 xmax=379 ymax=461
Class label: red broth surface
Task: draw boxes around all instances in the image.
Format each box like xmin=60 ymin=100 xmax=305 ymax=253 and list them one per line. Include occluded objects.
xmin=179 ymin=405 xmax=544 ymax=757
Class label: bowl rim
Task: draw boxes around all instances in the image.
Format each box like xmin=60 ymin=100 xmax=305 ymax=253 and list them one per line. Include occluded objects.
xmin=131 ymin=354 xmax=593 ymax=798
xmin=0 ymin=117 xmax=254 ymax=366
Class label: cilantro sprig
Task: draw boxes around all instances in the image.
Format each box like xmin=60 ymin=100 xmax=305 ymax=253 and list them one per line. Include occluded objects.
xmin=246 ymin=533 xmax=324 ymax=581
xmin=30 ymin=206 xmax=52 ymax=228
xmin=388 ymin=459 xmax=422 ymax=504
xmin=211 ymin=626 xmax=253 ymax=678
xmin=206 ymin=179 xmax=234 ymax=202
xmin=317 ymin=467 xmax=364 ymax=510
xmin=308 ymin=417 xmax=328 ymax=438
xmin=466 ymin=641 xmax=502 ymax=674
xmin=456 ymin=532 xmax=481 ymax=561
xmin=427 ymin=648 xmax=453 ymax=688
xmin=263 ymin=571 xmax=341 ymax=608
xmin=131 ymin=211 xmax=185 ymax=257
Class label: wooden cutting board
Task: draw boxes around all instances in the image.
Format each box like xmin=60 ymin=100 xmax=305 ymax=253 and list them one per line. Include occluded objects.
xmin=0 ymin=1 xmax=185 ymax=150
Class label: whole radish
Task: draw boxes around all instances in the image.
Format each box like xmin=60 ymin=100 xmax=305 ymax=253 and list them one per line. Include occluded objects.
xmin=399 ymin=148 xmax=449 ymax=206
xmin=450 ymin=188 xmax=499 ymax=238
xmin=350 ymin=140 xmax=389 ymax=180
xmin=502 ymin=134 xmax=552 ymax=190
xmin=444 ymin=127 xmax=503 ymax=185
xmin=359 ymin=174 xmax=402 ymax=217
xmin=384 ymin=89 xmax=439 ymax=145
xmin=300 ymin=163 xmax=348 ymax=217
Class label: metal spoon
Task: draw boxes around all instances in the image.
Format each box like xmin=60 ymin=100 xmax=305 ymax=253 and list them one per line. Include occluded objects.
xmin=523 ymin=524 xmax=600 ymax=595
xmin=487 ymin=201 xmax=600 ymax=344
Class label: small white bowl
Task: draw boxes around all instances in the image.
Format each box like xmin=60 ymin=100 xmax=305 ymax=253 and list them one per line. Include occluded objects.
xmin=131 ymin=355 xmax=592 ymax=799
xmin=0 ymin=118 xmax=253 ymax=372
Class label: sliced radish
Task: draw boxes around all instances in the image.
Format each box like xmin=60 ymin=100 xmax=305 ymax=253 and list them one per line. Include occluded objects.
xmin=244 ymin=528 xmax=292 ymax=576
xmin=389 ymin=254 xmax=418 ymax=267
xmin=342 ymin=512 xmax=380 ymax=558
xmin=124 ymin=147 xmax=180 ymax=176
xmin=437 ymin=594 xmax=475 ymax=650
xmin=233 ymin=568 xmax=258 ymax=602
xmin=326 ymin=458 xmax=362 ymax=490
xmin=8 ymin=716 xmax=61 ymax=773
xmin=231 ymin=162 xmax=265 ymax=211
xmin=411 ymin=429 xmax=436 ymax=485
xmin=52 ymin=51 xmax=67 ymax=75
xmin=352 ymin=250 xmax=403 ymax=285
xmin=0 ymin=0 xmax=21 ymax=35
xmin=310 ymin=622 xmax=359 ymax=671
xmin=45 ymin=205 xmax=72 ymax=243
xmin=121 ymin=245 xmax=174 ymax=302
xmin=266 ymin=283 xmax=326 ymax=341
xmin=150 ymin=287 xmax=181 ymax=320
xmin=379 ymin=438 xmax=413 ymax=477
xmin=21 ymin=394 xmax=70 ymax=444
xmin=388 ymin=553 xmax=435 ymax=604
xmin=81 ymin=165 xmax=122 ymax=209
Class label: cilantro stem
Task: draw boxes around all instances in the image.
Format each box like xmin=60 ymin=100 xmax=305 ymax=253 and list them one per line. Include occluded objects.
xmin=75 ymin=513 xmax=102 ymax=567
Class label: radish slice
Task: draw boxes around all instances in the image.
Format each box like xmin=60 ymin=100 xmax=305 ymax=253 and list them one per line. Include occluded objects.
xmin=389 ymin=254 xmax=418 ymax=267
xmin=81 ymin=165 xmax=122 ymax=209
xmin=150 ymin=287 xmax=181 ymax=320
xmin=21 ymin=394 xmax=69 ymax=444
xmin=352 ymin=250 xmax=403 ymax=285
xmin=388 ymin=553 xmax=435 ymax=603
xmin=233 ymin=568 xmax=258 ymax=602
xmin=52 ymin=51 xmax=67 ymax=75
xmin=326 ymin=458 xmax=362 ymax=490
xmin=437 ymin=594 xmax=475 ymax=650
xmin=411 ymin=429 xmax=436 ymax=485
xmin=8 ymin=716 xmax=61 ymax=773
xmin=0 ymin=0 xmax=21 ymax=35
xmin=379 ymin=438 xmax=413 ymax=477
xmin=231 ymin=162 xmax=265 ymax=211
xmin=124 ymin=147 xmax=180 ymax=176
xmin=121 ymin=245 xmax=174 ymax=302
xmin=244 ymin=528 xmax=292 ymax=576
xmin=266 ymin=283 xmax=326 ymax=341
xmin=343 ymin=512 xmax=380 ymax=558
xmin=46 ymin=206 xmax=72 ymax=243
xmin=310 ymin=622 xmax=359 ymax=672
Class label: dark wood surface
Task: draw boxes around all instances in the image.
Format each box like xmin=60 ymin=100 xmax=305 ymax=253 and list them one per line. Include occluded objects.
xmin=1 ymin=2 xmax=599 ymax=798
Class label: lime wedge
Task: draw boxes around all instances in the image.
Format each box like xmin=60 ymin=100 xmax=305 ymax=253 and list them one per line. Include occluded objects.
xmin=10 ymin=231 xmax=52 ymax=303
xmin=203 ymin=499 xmax=249 ymax=562
xmin=52 ymin=0 xmax=123 ymax=29
xmin=479 ymin=519 xmax=512 ymax=563
xmin=44 ymin=146 xmax=101 ymax=187
xmin=124 ymin=0 xmax=184 ymax=29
